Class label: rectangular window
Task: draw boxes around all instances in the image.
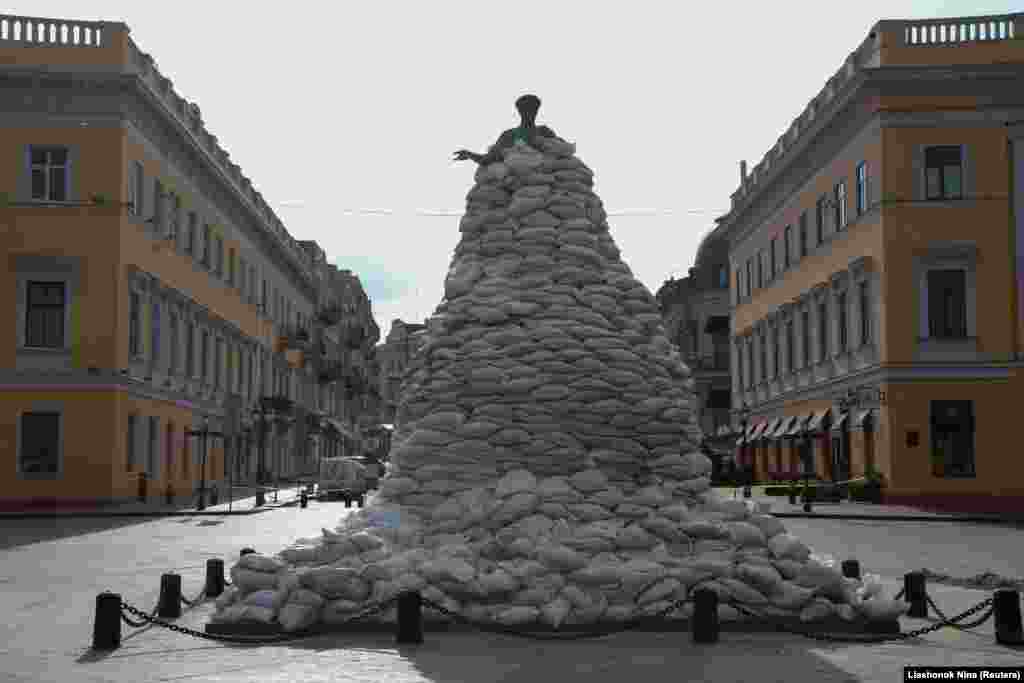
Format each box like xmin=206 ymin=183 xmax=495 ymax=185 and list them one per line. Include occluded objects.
xmin=772 ymin=326 xmax=780 ymax=379
xmin=153 ymin=179 xmax=164 ymax=232
xmin=783 ymin=226 xmax=792 ymax=269
xmin=925 ymin=146 xmax=963 ymax=200
xmin=745 ymin=259 xmax=752 ymax=297
xmin=168 ymin=312 xmax=179 ymax=374
xmin=30 ymin=146 xmax=68 ymax=202
xmin=856 ymin=161 xmax=868 ymax=215
xmin=126 ymin=414 xmax=137 ymax=470
xmin=928 ymin=269 xmax=968 ymax=338
xmin=799 ymin=212 xmax=808 ymax=257
xmin=758 ymin=332 xmax=767 ymax=383
xmin=20 ymin=412 xmax=60 ymax=476
xmin=147 ymin=416 xmax=158 ymax=475
xmin=249 ymin=266 xmax=257 ymax=303
xmin=930 ymin=400 xmax=975 ymax=478
xmin=818 ymin=301 xmax=828 ymax=361
xmin=129 ymin=161 xmax=144 ymax=216
xmin=239 ymin=258 xmax=247 ymax=295
xmin=186 ymin=212 xmax=197 ymax=254
xmin=261 ymin=279 xmax=269 ymax=312
xmin=202 ymin=225 xmax=211 ymax=266
xmin=151 ymin=301 xmax=161 ymax=364
xmin=785 ymin=319 xmax=795 ymax=374
xmin=801 ymin=310 xmax=810 ymax=368
xmin=129 ymin=291 xmax=141 ymax=356
xmin=216 ymin=238 xmax=224 ymax=276
xmin=859 ymin=281 xmax=871 ymax=345
xmin=834 ymin=181 xmax=847 ymax=230
xmin=214 ymin=338 xmax=222 ymax=388
xmin=228 ymin=249 xmax=236 ymax=286
xmin=201 ymin=330 xmax=209 ymax=380
xmin=837 ymin=292 xmax=848 ymax=352
xmin=25 ymin=281 xmax=65 ymax=349
xmin=769 ymin=239 xmax=777 ymax=280
xmin=169 ymin=194 xmax=180 ymax=239
xmin=757 ymin=251 xmax=764 ymax=289
xmin=815 ymin=195 xmax=826 ymax=244
xmin=186 ymin=322 xmax=195 ymax=377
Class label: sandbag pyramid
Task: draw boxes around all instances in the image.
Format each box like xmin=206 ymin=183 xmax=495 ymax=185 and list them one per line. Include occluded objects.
xmin=211 ymin=134 xmax=908 ymax=632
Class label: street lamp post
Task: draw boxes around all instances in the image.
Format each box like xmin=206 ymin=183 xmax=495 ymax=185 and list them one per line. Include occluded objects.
xmin=185 ymin=416 xmax=224 ymax=512
xmin=735 ymin=405 xmax=752 ymax=499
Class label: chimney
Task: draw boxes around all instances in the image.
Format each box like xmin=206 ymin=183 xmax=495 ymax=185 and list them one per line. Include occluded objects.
xmin=740 ymin=160 xmax=748 ymax=185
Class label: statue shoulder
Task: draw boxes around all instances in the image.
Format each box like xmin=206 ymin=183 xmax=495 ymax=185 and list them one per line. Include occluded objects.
xmin=536 ymin=125 xmax=558 ymax=138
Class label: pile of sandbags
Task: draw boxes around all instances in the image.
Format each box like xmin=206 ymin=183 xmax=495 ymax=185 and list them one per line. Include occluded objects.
xmin=210 ymin=136 xmax=904 ymax=632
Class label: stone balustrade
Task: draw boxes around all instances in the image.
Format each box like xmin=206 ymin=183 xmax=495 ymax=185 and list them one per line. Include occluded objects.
xmin=0 ymin=13 xmax=112 ymax=47
xmin=729 ymin=12 xmax=1022 ymax=213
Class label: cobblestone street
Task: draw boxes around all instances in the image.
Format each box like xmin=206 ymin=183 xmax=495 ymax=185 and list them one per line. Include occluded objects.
xmin=2 ymin=496 xmax=1022 ymax=682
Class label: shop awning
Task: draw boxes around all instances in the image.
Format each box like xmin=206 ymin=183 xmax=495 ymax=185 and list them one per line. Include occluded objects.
xmin=772 ymin=416 xmax=795 ymax=438
xmin=831 ymin=412 xmax=849 ymax=432
xmin=761 ymin=418 xmax=782 ymax=440
xmin=785 ymin=414 xmax=810 ymax=436
xmin=805 ymin=408 xmax=831 ymax=433
xmin=748 ymin=421 xmax=768 ymax=441
xmin=852 ymin=409 xmax=875 ymax=431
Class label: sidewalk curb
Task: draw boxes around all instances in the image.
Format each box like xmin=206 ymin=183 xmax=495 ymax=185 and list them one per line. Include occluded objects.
xmin=773 ymin=512 xmax=1023 ymax=524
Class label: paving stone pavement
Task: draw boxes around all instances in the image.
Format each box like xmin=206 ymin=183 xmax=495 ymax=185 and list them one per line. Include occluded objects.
xmin=2 ymin=495 xmax=1022 ymax=683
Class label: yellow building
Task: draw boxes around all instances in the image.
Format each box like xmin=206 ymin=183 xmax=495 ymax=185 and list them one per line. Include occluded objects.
xmin=0 ymin=14 xmax=379 ymax=509
xmin=719 ymin=13 xmax=1024 ymax=513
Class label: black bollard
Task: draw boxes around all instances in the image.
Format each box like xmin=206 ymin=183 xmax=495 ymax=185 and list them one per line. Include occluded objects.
xmin=356 ymin=495 xmax=365 ymax=508
xmin=205 ymin=558 xmax=226 ymax=598
xmin=692 ymin=587 xmax=719 ymax=644
xmin=165 ymin=486 xmax=174 ymax=505
xmin=255 ymin=490 xmax=265 ymax=507
xmin=841 ymin=559 xmax=861 ymax=580
xmin=742 ymin=485 xmax=752 ymax=499
xmin=344 ymin=496 xmax=352 ymax=508
xmin=240 ymin=547 xmax=256 ymax=557
xmin=92 ymin=592 xmax=123 ymax=651
xmin=157 ymin=573 xmax=183 ymax=619
xmin=396 ymin=591 xmax=424 ymax=645
xmin=300 ymin=491 xmax=308 ymax=509
xmin=994 ymin=589 xmax=1023 ymax=646
xmin=904 ymin=571 xmax=928 ymax=619
xmin=210 ymin=487 xmax=219 ymax=507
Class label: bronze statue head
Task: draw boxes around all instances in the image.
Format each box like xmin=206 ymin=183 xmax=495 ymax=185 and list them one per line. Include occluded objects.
xmin=515 ymin=94 xmax=541 ymax=126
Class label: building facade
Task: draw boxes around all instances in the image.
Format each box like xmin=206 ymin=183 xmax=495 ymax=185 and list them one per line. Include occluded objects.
xmin=0 ymin=14 xmax=379 ymax=508
xmin=719 ymin=12 xmax=1024 ymax=512
xmin=656 ymin=228 xmax=733 ymax=451
xmin=375 ymin=319 xmax=428 ymax=423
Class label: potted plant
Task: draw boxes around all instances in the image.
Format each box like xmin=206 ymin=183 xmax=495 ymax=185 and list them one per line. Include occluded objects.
xmin=863 ymin=465 xmax=885 ymax=503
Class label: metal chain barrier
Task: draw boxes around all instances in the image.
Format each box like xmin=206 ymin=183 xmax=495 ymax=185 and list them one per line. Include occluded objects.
xmin=117 ymin=594 xmax=401 ymax=645
xmin=728 ymin=595 xmax=995 ymax=643
xmin=926 ymin=593 xmax=995 ymax=632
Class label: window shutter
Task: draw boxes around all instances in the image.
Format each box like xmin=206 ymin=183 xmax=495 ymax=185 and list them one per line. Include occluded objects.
xmin=960 ymin=144 xmax=972 ymax=199
xmin=912 ymin=146 xmax=924 ymax=201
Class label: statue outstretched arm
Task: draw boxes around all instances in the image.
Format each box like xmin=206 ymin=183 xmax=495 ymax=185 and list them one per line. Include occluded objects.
xmin=453 ymin=130 xmax=515 ymax=166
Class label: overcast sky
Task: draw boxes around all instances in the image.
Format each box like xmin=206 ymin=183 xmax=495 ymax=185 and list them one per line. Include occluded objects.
xmin=16 ymin=1 xmax=1021 ymax=338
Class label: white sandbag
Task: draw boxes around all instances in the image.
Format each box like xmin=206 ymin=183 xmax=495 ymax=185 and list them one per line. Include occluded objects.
xmin=569 ymin=469 xmax=608 ymax=492
xmin=287 ymin=589 xmax=326 ymax=608
xmin=799 ymin=598 xmax=836 ymax=622
xmin=745 ymin=514 xmax=787 ymax=539
xmin=639 ymin=516 xmax=687 ymax=543
xmin=769 ymin=533 xmax=812 ymax=561
xmin=495 ymin=605 xmax=540 ymax=626
xmin=540 ymin=597 xmax=572 ymax=628
xmin=769 ymin=582 xmax=816 ymax=610
xmin=279 ymin=546 xmax=320 ymax=565
xmin=836 ymin=604 xmax=858 ymax=621
xmin=211 ymin=604 xmax=277 ymax=624
xmin=726 ymin=522 xmax=767 ymax=547
xmin=658 ymin=504 xmax=693 ymax=522
xmin=372 ymin=572 xmax=428 ymax=603
xmin=637 ymin=578 xmax=681 ymax=605
xmin=229 ymin=566 xmax=281 ymax=593
xmin=680 ymin=520 xmax=726 ymax=539
xmin=736 ymin=563 xmax=785 ymax=595
xmin=716 ymin=578 xmax=769 ymax=605
xmin=857 ymin=598 xmax=909 ymax=621
xmin=214 ymin=586 xmax=239 ymax=610
xmin=536 ymin=544 xmax=587 ymax=571
xmin=615 ymin=526 xmax=659 ymax=549
xmin=772 ymin=559 xmax=804 ymax=580
xmin=477 ymin=568 xmax=520 ymax=595
xmin=300 ymin=567 xmax=371 ymax=601
xmin=794 ymin=562 xmax=845 ymax=595
xmin=491 ymin=492 xmax=540 ymax=524
xmin=237 ymin=553 xmax=286 ymax=574
xmin=278 ymin=603 xmax=320 ymax=632
xmin=418 ymin=558 xmax=477 ymax=584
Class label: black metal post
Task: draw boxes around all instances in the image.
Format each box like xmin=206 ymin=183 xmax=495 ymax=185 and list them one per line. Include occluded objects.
xmin=157 ymin=573 xmax=183 ymax=619
xmin=692 ymin=587 xmax=719 ymax=644
xmin=904 ymin=571 xmax=928 ymax=619
xmin=396 ymin=591 xmax=424 ymax=644
xmin=205 ymin=558 xmax=226 ymax=598
xmin=91 ymin=592 xmax=122 ymax=651
xmin=994 ymin=589 xmax=1023 ymax=646
xmin=841 ymin=559 xmax=861 ymax=580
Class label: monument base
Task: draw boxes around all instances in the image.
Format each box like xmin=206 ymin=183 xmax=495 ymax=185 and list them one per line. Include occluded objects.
xmin=205 ymin=615 xmax=901 ymax=637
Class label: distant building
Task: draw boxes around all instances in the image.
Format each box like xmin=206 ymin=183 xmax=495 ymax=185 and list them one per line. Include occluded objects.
xmin=375 ymin=319 xmax=428 ymax=423
xmin=656 ymin=227 xmax=733 ymax=460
